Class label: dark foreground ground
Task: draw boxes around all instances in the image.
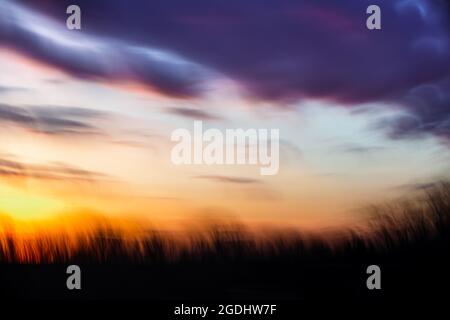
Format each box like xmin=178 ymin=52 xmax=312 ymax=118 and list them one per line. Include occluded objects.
xmin=1 ymin=183 xmax=450 ymax=315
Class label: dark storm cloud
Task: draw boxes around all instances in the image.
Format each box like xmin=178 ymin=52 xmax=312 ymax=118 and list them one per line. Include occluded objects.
xmin=2 ymin=0 xmax=450 ymax=140
xmin=0 ymin=1 xmax=210 ymax=98
xmin=0 ymin=103 xmax=105 ymax=136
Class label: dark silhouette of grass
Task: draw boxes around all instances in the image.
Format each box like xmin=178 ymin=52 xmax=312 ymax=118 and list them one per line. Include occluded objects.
xmin=0 ymin=182 xmax=449 ymax=301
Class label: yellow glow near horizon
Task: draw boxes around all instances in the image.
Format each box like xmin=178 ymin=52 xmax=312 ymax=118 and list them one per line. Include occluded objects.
xmin=0 ymin=184 xmax=66 ymax=219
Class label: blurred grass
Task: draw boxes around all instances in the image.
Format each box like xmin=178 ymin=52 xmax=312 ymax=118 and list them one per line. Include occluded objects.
xmin=0 ymin=182 xmax=449 ymax=265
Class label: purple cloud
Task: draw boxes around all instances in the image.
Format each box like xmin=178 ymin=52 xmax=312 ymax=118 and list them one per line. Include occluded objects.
xmin=2 ymin=0 xmax=450 ymax=141
xmin=0 ymin=1 xmax=210 ymax=98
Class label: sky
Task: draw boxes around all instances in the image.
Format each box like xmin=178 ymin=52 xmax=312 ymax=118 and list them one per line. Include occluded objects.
xmin=0 ymin=0 xmax=450 ymax=233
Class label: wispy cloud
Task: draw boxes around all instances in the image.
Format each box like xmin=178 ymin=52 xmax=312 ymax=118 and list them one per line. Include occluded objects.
xmin=395 ymin=181 xmax=445 ymax=192
xmin=0 ymin=85 xmax=30 ymax=94
xmin=0 ymin=155 xmax=110 ymax=183
xmin=336 ymin=143 xmax=388 ymax=154
xmin=195 ymin=175 xmax=262 ymax=184
xmin=0 ymin=103 xmax=106 ymax=136
xmin=164 ymin=107 xmax=223 ymax=121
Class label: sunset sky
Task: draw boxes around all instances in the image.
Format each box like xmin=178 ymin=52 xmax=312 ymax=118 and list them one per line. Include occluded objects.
xmin=1 ymin=0 xmax=450 ymax=233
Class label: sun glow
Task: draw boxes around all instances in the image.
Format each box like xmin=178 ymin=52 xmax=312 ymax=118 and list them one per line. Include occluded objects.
xmin=0 ymin=185 xmax=66 ymax=219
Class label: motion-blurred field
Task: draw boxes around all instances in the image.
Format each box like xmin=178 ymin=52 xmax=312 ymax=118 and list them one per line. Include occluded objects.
xmin=1 ymin=182 xmax=449 ymax=301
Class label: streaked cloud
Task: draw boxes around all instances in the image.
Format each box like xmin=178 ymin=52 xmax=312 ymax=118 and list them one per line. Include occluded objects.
xmin=0 ymin=103 xmax=106 ymax=136
xmin=0 ymin=154 xmax=110 ymax=182
xmin=395 ymin=181 xmax=444 ymax=192
xmin=164 ymin=107 xmax=223 ymax=121
xmin=336 ymin=143 xmax=388 ymax=154
xmin=0 ymin=0 xmax=211 ymax=98
xmin=3 ymin=0 xmax=449 ymax=142
xmin=0 ymin=85 xmax=30 ymax=94
xmin=195 ymin=175 xmax=262 ymax=184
